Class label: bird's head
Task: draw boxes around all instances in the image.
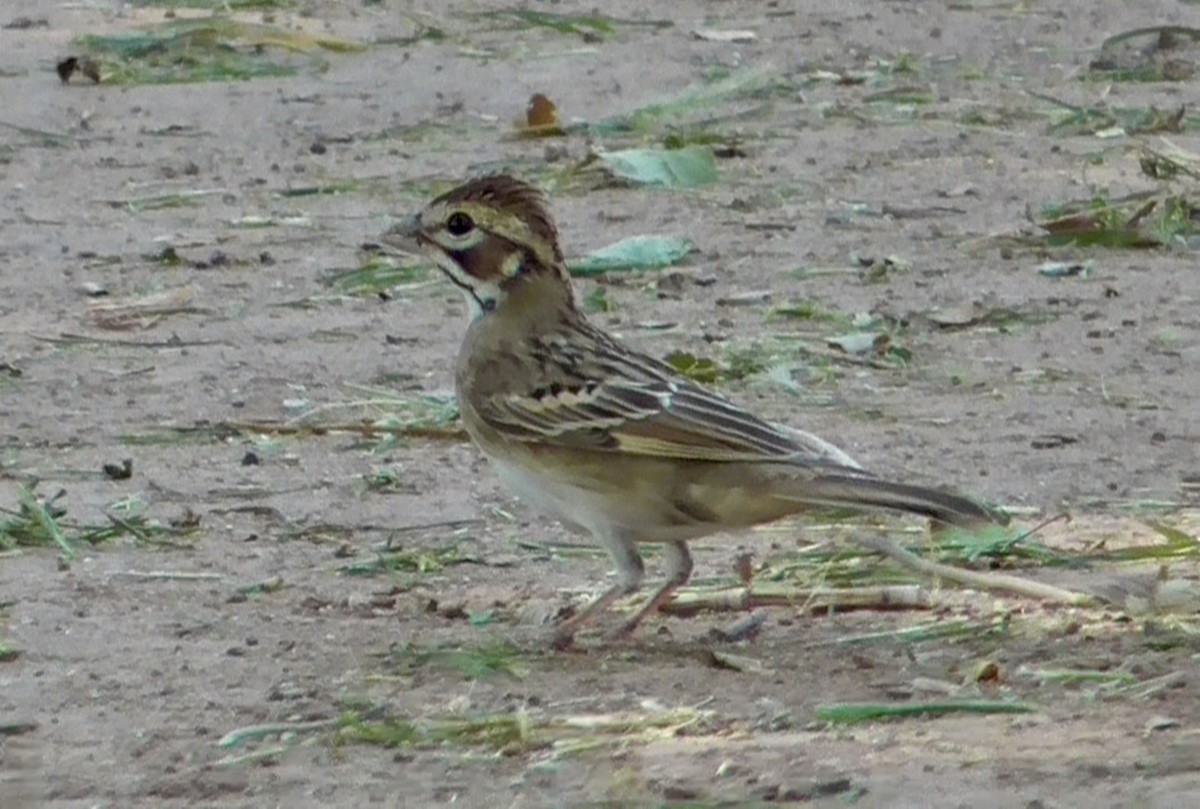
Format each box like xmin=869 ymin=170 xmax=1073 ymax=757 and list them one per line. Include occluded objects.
xmin=386 ymin=175 xmax=574 ymax=320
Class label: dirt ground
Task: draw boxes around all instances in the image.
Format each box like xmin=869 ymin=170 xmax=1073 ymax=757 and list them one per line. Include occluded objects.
xmin=2 ymin=1 xmax=1199 ymax=807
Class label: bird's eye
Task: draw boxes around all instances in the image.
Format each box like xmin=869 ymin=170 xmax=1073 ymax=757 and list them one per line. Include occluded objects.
xmin=446 ymin=212 xmax=474 ymax=237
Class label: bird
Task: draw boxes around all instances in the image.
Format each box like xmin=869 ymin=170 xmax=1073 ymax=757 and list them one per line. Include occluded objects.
xmin=386 ymin=175 xmax=1000 ymax=647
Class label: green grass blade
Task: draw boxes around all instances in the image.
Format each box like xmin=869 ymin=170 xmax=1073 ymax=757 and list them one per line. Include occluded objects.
xmin=815 ymin=700 xmax=1036 ymax=724
xmin=17 ymin=486 xmax=73 ymax=562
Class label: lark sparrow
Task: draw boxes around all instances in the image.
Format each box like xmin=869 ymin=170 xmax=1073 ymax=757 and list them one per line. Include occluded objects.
xmin=387 ymin=175 xmax=998 ymax=647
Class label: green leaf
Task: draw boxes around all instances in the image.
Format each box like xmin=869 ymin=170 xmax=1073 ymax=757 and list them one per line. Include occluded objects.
xmin=467 ymin=610 xmax=495 ymax=627
xmin=17 ymin=485 xmax=73 ymax=562
xmin=582 ymin=286 xmax=612 ymax=313
xmin=596 ymin=146 xmax=717 ymax=187
xmin=567 ymin=235 xmax=694 ymax=276
xmin=664 ymin=351 xmax=719 ymax=383
xmin=77 ymin=17 xmax=363 ymax=85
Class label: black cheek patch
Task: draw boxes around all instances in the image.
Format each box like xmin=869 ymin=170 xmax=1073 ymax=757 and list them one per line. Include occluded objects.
xmin=447 ymin=235 xmax=512 ymax=282
xmin=446 ymin=248 xmax=482 ymax=278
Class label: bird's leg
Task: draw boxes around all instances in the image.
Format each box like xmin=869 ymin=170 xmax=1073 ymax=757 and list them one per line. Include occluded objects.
xmin=610 ymin=540 xmax=693 ymax=640
xmin=551 ymin=530 xmax=644 ymax=649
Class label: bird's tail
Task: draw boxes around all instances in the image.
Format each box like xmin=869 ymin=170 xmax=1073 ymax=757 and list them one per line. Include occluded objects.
xmin=795 ymin=473 xmax=1003 ymax=527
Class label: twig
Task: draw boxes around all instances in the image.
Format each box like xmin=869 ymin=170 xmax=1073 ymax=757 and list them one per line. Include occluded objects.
xmin=853 ymin=535 xmax=1097 ymax=606
xmin=808 ymin=615 xmax=1008 ymax=648
xmin=31 ymin=333 xmax=226 ymax=348
xmin=1025 ymin=90 xmax=1087 ymax=113
xmin=660 ymin=584 xmax=930 ymax=616
xmin=94 ymin=188 xmax=229 ymax=207
xmin=661 ymin=587 xmax=749 ymax=614
xmin=223 ymin=419 xmax=467 ymax=441
xmin=1115 ymin=670 xmax=1190 ymax=701
xmin=379 ymin=518 xmax=484 ymax=545
xmin=1008 ymin=512 xmax=1071 ymax=545
xmin=117 ymin=570 xmax=223 ymax=581
xmin=0 ymin=119 xmax=75 ymax=142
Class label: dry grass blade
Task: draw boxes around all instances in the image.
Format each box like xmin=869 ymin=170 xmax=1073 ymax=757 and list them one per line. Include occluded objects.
xmin=660 ymin=584 xmax=929 ymax=616
xmin=853 ymin=535 xmax=1096 ymax=606
xmin=117 ymin=570 xmax=224 ymax=581
xmin=1140 ymin=138 xmax=1200 ymax=180
xmin=812 ymin=614 xmax=1011 ymax=648
xmin=131 ymin=419 xmax=467 ymax=445
xmin=1087 ymin=520 xmax=1200 ymax=563
xmin=1089 ymin=25 xmax=1200 ymax=82
xmin=87 ymin=286 xmax=208 ymax=330
xmin=334 ymin=703 xmax=715 ymax=758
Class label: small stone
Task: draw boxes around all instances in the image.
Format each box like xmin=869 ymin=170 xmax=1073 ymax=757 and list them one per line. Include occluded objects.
xmin=268 ymin=682 xmax=304 ymax=701
xmin=973 ymin=660 xmax=1001 ymax=683
xmin=1146 ymin=716 xmax=1181 ymax=733
xmin=659 ymin=784 xmax=699 ymax=800
xmin=717 ymin=290 xmax=771 ymax=306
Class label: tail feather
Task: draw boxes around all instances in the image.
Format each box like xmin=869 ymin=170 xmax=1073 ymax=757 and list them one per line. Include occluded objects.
xmin=800 ymin=473 xmax=1003 ymax=527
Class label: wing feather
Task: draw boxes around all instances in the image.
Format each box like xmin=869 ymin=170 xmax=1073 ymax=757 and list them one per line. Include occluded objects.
xmin=477 ymin=343 xmax=852 ymax=468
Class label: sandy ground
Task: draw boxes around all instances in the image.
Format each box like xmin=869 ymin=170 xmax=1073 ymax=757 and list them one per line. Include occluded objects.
xmin=1 ymin=1 xmax=1199 ymax=806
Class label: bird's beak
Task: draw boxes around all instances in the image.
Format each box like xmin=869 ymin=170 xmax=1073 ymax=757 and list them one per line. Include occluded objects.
xmin=382 ymin=214 xmax=423 ymax=249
